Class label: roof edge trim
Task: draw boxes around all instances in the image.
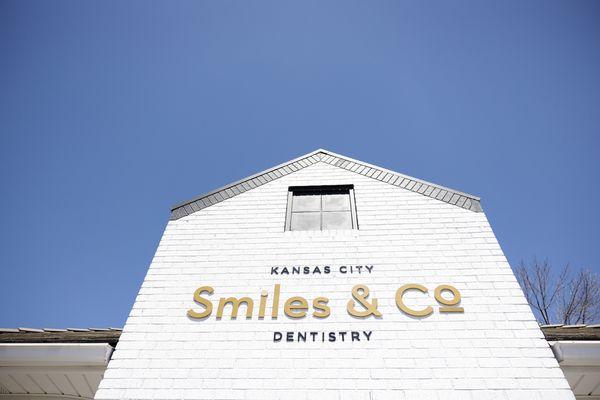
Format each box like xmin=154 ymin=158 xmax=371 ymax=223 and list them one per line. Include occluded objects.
xmin=170 ymin=148 xmax=482 ymax=220
xmin=171 ymin=149 xmax=324 ymax=210
xmin=319 ymin=149 xmax=480 ymax=201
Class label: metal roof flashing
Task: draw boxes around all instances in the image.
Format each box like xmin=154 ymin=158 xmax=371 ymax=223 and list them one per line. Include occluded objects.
xmin=169 ymin=149 xmax=483 ymax=220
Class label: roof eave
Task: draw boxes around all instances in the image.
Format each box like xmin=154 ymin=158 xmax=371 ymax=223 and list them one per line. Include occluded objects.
xmin=0 ymin=343 xmax=114 ymax=367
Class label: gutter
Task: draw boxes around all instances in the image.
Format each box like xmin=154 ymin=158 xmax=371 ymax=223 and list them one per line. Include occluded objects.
xmin=0 ymin=343 xmax=114 ymax=367
xmin=550 ymin=340 xmax=600 ymax=366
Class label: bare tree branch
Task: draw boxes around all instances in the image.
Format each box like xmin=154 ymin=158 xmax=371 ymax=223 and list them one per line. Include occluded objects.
xmin=515 ymin=259 xmax=599 ymax=325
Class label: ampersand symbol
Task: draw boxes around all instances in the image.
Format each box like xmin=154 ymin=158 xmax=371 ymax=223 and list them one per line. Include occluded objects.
xmin=346 ymin=284 xmax=382 ymax=318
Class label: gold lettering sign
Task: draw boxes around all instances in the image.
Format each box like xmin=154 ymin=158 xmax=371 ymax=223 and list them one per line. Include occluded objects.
xmin=347 ymin=285 xmax=382 ymax=318
xmin=187 ymin=286 xmax=214 ymax=319
xmin=434 ymin=284 xmax=464 ymax=313
xmin=284 ymin=296 xmax=309 ymax=318
xmin=187 ymin=283 xmax=463 ymax=320
xmin=312 ymin=297 xmax=330 ymax=318
xmin=217 ymin=297 xmax=254 ymax=319
xmin=395 ymin=284 xmax=433 ymax=317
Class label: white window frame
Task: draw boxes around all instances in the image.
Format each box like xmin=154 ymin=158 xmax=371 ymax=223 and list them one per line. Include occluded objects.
xmin=284 ymin=185 xmax=358 ymax=231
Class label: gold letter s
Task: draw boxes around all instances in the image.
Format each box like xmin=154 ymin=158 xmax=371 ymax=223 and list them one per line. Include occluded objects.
xmin=187 ymin=286 xmax=214 ymax=319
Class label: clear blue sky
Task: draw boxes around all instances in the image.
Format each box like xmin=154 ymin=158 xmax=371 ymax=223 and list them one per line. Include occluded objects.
xmin=1 ymin=1 xmax=599 ymax=328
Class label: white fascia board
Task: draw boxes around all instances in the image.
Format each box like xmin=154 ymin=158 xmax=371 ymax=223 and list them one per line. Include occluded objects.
xmin=550 ymin=341 xmax=600 ymax=366
xmin=0 ymin=395 xmax=90 ymax=400
xmin=0 ymin=343 xmax=113 ymax=367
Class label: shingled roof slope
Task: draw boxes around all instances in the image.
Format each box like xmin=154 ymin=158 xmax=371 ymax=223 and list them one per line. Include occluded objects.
xmin=0 ymin=328 xmax=122 ymax=346
xmin=540 ymin=324 xmax=600 ymax=341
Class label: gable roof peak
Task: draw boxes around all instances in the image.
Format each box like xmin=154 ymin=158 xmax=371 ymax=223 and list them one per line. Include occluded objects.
xmin=170 ymin=149 xmax=482 ymax=220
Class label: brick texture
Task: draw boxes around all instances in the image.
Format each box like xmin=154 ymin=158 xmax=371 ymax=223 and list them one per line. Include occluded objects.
xmin=95 ymin=162 xmax=574 ymax=400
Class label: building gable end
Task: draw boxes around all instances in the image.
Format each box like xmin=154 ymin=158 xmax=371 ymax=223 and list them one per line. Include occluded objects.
xmin=170 ymin=149 xmax=482 ymax=220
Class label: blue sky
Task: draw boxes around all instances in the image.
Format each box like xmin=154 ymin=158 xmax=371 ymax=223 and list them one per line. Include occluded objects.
xmin=1 ymin=1 xmax=599 ymax=328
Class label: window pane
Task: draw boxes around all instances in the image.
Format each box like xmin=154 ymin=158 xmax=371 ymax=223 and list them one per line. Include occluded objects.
xmin=322 ymin=211 xmax=352 ymax=230
xmin=292 ymin=194 xmax=321 ymax=212
xmin=291 ymin=212 xmax=321 ymax=231
xmin=322 ymin=193 xmax=350 ymax=211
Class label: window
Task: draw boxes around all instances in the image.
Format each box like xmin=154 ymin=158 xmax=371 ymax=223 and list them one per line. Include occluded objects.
xmin=285 ymin=185 xmax=358 ymax=231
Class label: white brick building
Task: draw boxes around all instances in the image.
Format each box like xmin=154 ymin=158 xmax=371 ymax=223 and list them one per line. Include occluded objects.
xmin=96 ymin=149 xmax=575 ymax=400
xmin=5 ymin=149 xmax=596 ymax=400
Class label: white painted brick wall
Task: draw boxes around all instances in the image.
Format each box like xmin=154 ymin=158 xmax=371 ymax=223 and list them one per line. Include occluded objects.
xmin=95 ymin=162 xmax=574 ymax=400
